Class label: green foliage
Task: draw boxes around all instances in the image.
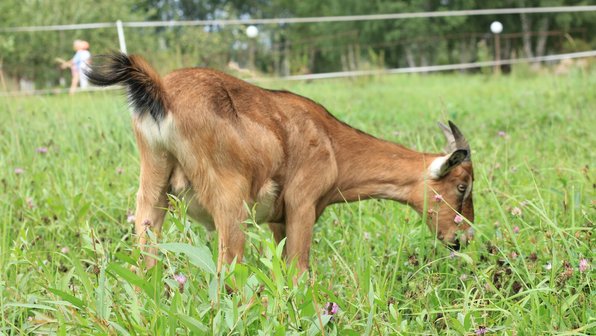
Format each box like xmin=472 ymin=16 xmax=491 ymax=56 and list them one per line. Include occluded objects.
xmin=0 ymin=0 xmax=149 ymax=86
xmin=1 ymin=0 xmax=595 ymax=87
xmin=0 ymin=71 xmax=594 ymax=334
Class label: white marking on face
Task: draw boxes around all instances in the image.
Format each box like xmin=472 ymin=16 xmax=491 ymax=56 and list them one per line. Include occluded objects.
xmin=428 ymin=155 xmax=448 ymax=179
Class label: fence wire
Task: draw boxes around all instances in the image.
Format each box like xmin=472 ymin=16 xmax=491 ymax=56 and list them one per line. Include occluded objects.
xmin=2 ymin=50 xmax=593 ymax=97
xmin=1 ymin=6 xmax=595 ymax=32
xmin=1 ymin=6 xmax=594 ymax=95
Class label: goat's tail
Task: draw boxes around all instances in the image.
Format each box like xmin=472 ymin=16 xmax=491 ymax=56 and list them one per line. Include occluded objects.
xmin=85 ymin=52 xmax=168 ymax=121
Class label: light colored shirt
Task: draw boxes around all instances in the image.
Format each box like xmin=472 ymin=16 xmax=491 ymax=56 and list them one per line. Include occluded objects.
xmin=73 ymin=50 xmax=91 ymax=70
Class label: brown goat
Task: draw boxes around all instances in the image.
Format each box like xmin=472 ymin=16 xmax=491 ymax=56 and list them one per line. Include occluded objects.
xmin=86 ymin=53 xmax=475 ymax=273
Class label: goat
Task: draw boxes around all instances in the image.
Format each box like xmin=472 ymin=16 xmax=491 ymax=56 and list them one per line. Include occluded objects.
xmin=86 ymin=53 xmax=475 ymax=273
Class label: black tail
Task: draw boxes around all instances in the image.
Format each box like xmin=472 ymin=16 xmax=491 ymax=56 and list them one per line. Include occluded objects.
xmin=85 ymin=52 xmax=168 ymax=121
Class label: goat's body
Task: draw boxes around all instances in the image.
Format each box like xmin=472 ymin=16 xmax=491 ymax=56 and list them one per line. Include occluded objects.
xmin=157 ymin=68 xmax=339 ymax=228
xmin=86 ymin=53 xmax=475 ymax=273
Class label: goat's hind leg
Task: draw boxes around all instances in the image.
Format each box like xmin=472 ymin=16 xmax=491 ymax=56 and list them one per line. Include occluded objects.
xmin=133 ymin=136 xmax=174 ymax=269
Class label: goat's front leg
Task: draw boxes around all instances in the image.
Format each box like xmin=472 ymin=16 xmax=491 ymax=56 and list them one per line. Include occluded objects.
xmin=285 ymin=203 xmax=316 ymax=274
xmin=134 ymin=139 xmax=173 ymax=269
xmin=212 ymin=203 xmax=247 ymax=273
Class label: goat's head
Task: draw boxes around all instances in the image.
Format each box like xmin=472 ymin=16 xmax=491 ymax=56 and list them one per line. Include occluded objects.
xmin=421 ymin=121 xmax=474 ymax=250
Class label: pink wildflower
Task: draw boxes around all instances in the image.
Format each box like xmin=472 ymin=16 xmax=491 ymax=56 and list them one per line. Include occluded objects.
xmin=498 ymin=131 xmax=506 ymax=137
xmin=579 ymin=258 xmax=589 ymax=273
xmin=433 ymin=194 xmax=443 ymax=202
xmin=476 ymin=326 xmax=488 ymax=335
xmin=61 ymin=247 xmax=70 ymax=254
xmin=173 ymin=273 xmax=187 ymax=291
xmin=14 ymin=168 xmax=24 ymax=175
xmin=513 ymin=226 xmax=520 ymax=234
xmin=324 ymin=302 xmax=339 ymax=316
xmin=36 ymin=147 xmax=48 ymax=154
xmin=126 ymin=213 xmax=135 ymax=223
xmin=115 ymin=167 xmax=124 ymax=174
xmin=174 ymin=273 xmax=187 ymax=285
xmin=511 ymin=251 xmax=518 ymax=259
xmin=454 ymin=215 xmax=464 ymax=224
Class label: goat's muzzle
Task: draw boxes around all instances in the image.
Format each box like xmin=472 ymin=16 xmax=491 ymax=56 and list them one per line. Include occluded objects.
xmin=442 ymin=227 xmax=474 ymax=251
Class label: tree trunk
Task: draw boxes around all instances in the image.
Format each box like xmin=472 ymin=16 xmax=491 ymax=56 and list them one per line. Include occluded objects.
xmin=0 ymin=59 xmax=7 ymax=91
xmin=420 ymin=51 xmax=429 ymax=68
xmin=404 ymin=46 xmax=416 ymax=68
xmin=504 ymin=36 xmax=512 ymax=61
xmin=459 ymin=37 xmax=476 ymax=73
xmin=520 ymin=13 xmax=534 ymax=58
xmin=282 ymin=38 xmax=290 ymax=76
xmin=307 ymin=47 xmax=315 ymax=74
xmin=273 ymin=33 xmax=280 ymax=76
xmin=354 ymin=43 xmax=361 ymax=70
xmin=535 ymin=17 xmax=550 ymax=58
xmin=348 ymin=44 xmax=357 ymax=70
xmin=340 ymin=53 xmax=347 ymax=71
xmin=459 ymin=40 xmax=467 ymax=73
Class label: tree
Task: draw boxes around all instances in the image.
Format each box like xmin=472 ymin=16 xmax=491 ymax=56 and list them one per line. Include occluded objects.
xmin=0 ymin=0 xmax=149 ymax=89
xmin=0 ymin=0 xmax=594 ymax=87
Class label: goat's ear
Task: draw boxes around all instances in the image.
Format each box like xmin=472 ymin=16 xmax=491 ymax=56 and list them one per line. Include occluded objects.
xmin=438 ymin=121 xmax=457 ymax=153
xmin=438 ymin=121 xmax=471 ymax=161
xmin=428 ymin=149 xmax=468 ymax=179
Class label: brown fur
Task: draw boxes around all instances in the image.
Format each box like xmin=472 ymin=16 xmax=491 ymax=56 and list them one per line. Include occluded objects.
xmin=89 ymin=54 xmax=475 ymax=273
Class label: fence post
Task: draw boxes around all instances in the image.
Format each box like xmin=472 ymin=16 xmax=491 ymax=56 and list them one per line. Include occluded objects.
xmin=116 ymin=20 xmax=127 ymax=54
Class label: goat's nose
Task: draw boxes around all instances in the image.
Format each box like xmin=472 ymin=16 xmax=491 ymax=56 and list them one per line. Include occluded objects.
xmin=450 ymin=238 xmax=461 ymax=251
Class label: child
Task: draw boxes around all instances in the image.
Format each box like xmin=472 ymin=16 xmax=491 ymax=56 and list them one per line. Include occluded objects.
xmin=59 ymin=40 xmax=91 ymax=94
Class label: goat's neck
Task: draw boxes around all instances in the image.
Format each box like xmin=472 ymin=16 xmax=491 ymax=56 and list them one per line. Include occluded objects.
xmin=328 ymin=127 xmax=438 ymax=205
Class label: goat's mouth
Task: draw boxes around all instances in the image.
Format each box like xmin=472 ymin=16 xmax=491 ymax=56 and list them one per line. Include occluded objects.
xmin=440 ymin=228 xmax=475 ymax=251
xmin=446 ymin=238 xmax=461 ymax=251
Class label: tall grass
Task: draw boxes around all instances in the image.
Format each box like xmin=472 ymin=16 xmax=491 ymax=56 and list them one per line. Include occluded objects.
xmin=0 ymin=70 xmax=594 ymax=334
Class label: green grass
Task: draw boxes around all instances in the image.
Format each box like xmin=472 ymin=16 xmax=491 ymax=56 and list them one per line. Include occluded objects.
xmin=1 ymin=70 xmax=594 ymax=335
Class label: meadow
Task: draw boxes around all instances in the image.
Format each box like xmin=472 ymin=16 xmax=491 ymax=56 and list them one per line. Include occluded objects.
xmin=0 ymin=69 xmax=594 ymax=335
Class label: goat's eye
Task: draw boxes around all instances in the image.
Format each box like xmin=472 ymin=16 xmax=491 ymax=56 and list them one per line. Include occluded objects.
xmin=457 ymin=184 xmax=467 ymax=193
